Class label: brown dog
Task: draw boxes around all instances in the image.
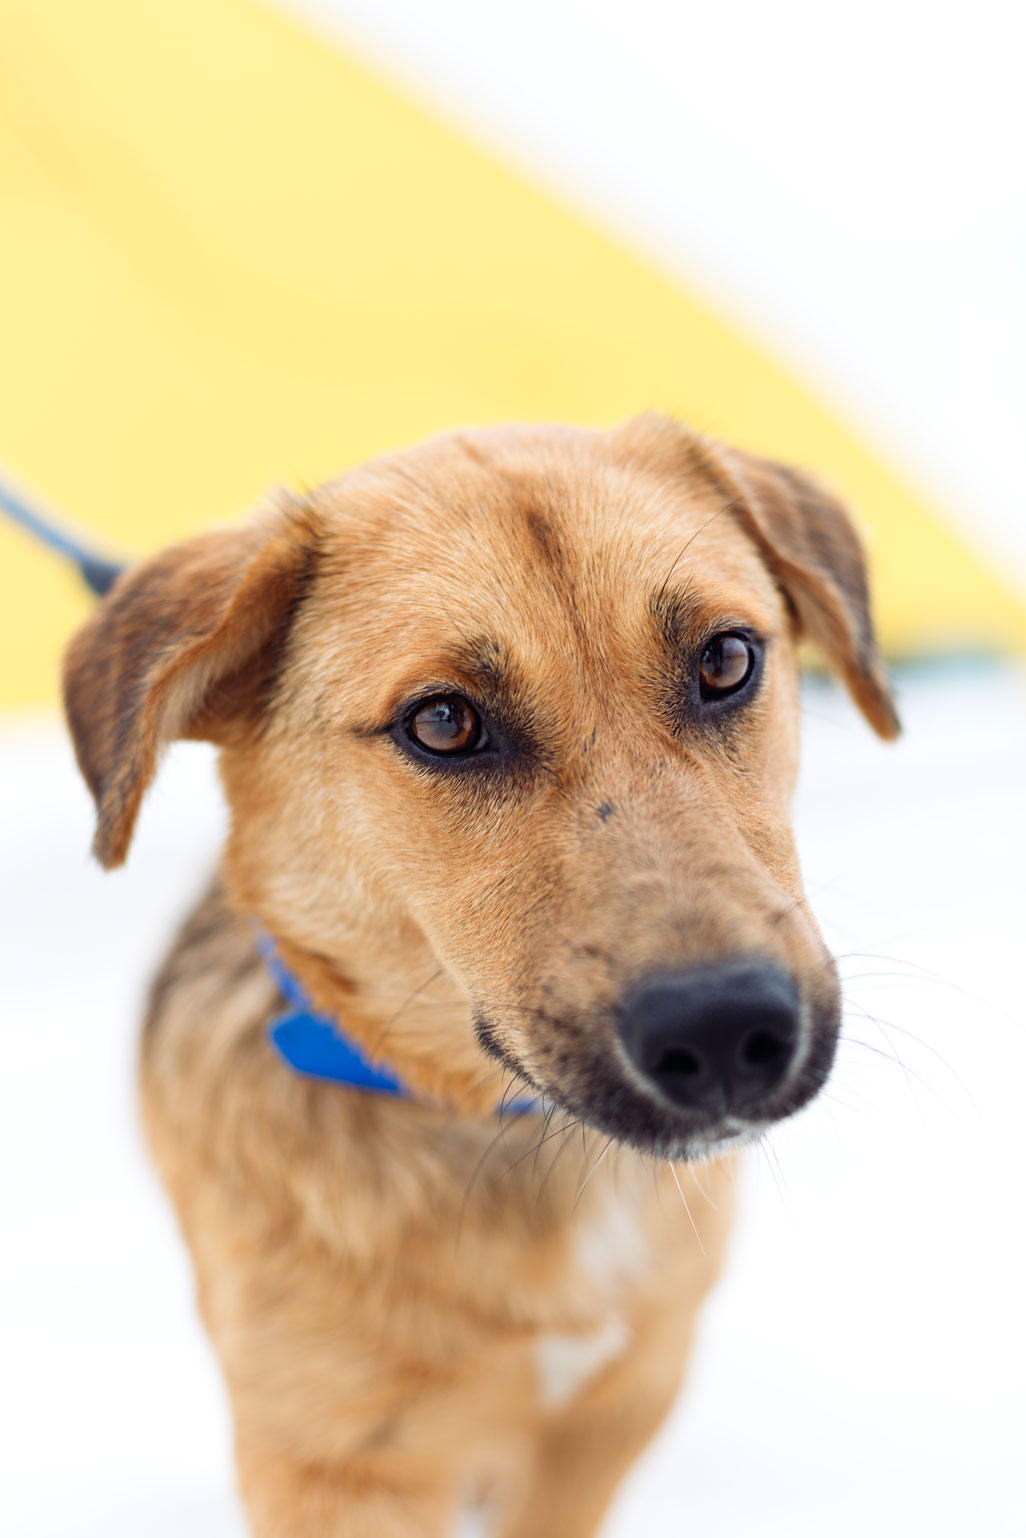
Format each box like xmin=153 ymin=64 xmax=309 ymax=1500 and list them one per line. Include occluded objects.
xmin=63 ymin=414 xmax=897 ymax=1538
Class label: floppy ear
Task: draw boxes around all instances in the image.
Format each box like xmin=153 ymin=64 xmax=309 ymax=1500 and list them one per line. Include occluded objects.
xmin=727 ymin=451 xmax=900 ymax=740
xmin=610 ymin=415 xmax=899 ymax=740
xmin=63 ymin=497 xmax=318 ymax=869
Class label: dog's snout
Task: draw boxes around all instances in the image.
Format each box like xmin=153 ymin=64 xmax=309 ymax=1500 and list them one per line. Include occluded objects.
xmin=618 ymin=963 xmax=801 ymax=1116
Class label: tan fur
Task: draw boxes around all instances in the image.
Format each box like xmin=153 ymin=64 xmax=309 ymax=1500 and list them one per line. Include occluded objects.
xmin=64 ymin=416 xmax=896 ymax=1537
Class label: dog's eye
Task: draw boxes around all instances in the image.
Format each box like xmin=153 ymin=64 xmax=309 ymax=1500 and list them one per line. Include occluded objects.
xmin=698 ymin=633 xmax=755 ymax=699
xmin=407 ymin=695 xmax=487 ymax=755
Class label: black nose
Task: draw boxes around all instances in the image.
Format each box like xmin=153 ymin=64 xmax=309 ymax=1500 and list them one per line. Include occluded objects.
xmin=618 ymin=963 xmax=801 ymax=1115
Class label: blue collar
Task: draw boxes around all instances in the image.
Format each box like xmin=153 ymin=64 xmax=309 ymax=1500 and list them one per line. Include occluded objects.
xmin=258 ymin=933 xmax=538 ymax=1114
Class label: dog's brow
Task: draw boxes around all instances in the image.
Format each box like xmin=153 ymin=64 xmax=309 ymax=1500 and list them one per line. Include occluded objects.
xmin=348 ymin=634 xmax=522 ymax=740
xmin=649 ymin=587 xmax=704 ymax=652
xmin=444 ymin=635 xmax=509 ymax=692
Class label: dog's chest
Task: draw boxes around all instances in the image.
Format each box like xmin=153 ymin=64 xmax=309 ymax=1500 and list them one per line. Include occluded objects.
xmin=532 ymin=1191 xmax=649 ymax=1412
xmin=533 ymin=1317 xmax=631 ymax=1411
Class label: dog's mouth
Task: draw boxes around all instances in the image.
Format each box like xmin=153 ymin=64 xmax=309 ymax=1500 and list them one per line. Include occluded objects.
xmin=542 ymin=1020 xmax=839 ymax=1163
xmin=476 ymin=962 xmax=840 ymax=1162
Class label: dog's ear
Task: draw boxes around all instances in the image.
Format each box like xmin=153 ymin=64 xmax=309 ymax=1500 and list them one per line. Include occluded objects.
xmin=724 ymin=451 xmax=900 ymax=740
xmin=63 ymin=498 xmax=318 ymax=868
xmin=611 ymin=416 xmax=898 ymax=738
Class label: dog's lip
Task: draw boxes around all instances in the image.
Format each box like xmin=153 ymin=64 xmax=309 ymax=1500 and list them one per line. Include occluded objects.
xmin=677 ymin=1118 xmax=765 ymax=1160
xmin=533 ymin=1078 xmax=764 ymax=1158
xmin=485 ymin=991 xmax=838 ymax=1157
xmin=537 ymin=1034 xmax=836 ymax=1159
xmin=655 ymin=1114 xmax=769 ymax=1161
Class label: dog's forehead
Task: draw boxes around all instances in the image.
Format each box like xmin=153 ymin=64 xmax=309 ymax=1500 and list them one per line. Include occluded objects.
xmin=313 ymin=427 xmax=782 ymax=641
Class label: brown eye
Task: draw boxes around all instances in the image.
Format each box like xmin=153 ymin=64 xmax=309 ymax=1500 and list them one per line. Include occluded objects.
xmin=408 ymin=695 xmax=486 ymax=755
xmin=698 ymin=633 xmax=756 ymax=699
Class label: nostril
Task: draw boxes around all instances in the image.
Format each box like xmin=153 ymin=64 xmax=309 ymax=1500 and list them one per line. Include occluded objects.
xmin=652 ymin=1046 xmax=703 ymax=1079
xmin=739 ymin=1027 xmax=789 ymax=1067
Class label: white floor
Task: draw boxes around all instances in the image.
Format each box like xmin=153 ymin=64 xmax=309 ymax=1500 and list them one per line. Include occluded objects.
xmin=1 ymin=665 xmax=1024 ymax=1537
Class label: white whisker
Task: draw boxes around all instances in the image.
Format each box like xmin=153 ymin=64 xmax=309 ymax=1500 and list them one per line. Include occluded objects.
xmin=687 ymin=1161 xmax=717 ymax=1209
xmin=760 ymin=1137 xmax=792 ymax=1220
xmin=574 ymin=1138 xmax=613 ymax=1209
xmin=668 ymin=1161 xmax=705 ymax=1254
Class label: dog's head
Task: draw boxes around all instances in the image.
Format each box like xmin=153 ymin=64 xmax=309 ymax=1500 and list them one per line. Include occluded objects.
xmin=64 ymin=416 xmax=897 ymax=1158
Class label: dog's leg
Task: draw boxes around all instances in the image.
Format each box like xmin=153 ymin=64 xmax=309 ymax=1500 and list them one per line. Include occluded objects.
xmin=494 ymin=1154 xmax=736 ymax=1538
xmin=493 ymin=1290 xmax=694 ymax=1538
xmin=236 ymin=1451 xmax=457 ymax=1538
xmin=499 ymin=1310 xmax=692 ymax=1538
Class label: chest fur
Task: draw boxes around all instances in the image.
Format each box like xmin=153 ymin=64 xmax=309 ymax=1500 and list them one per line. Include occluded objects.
xmin=531 ymin=1188 xmax=650 ymax=1411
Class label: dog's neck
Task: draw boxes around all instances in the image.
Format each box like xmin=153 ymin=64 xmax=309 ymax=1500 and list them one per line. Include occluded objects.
xmin=257 ymin=929 xmax=540 ymax=1117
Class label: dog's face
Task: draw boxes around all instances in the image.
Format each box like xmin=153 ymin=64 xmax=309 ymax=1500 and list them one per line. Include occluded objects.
xmin=64 ymin=416 xmax=898 ymax=1160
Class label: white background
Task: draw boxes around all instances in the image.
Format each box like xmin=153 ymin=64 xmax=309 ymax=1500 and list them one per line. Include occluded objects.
xmin=2 ymin=664 xmax=1024 ymax=1536
xmin=3 ymin=3 xmax=1025 ymax=1530
xmin=293 ymin=0 xmax=1026 ymax=583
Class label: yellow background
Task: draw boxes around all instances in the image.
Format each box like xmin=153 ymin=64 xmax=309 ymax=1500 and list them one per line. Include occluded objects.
xmin=2 ymin=0 xmax=1024 ymax=707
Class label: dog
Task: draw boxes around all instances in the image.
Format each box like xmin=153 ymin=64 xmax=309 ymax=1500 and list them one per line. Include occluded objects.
xmin=63 ymin=414 xmax=898 ymax=1538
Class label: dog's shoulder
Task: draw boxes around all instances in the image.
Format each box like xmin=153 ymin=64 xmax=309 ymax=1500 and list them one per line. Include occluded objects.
xmin=143 ymin=877 xmax=271 ymax=1057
